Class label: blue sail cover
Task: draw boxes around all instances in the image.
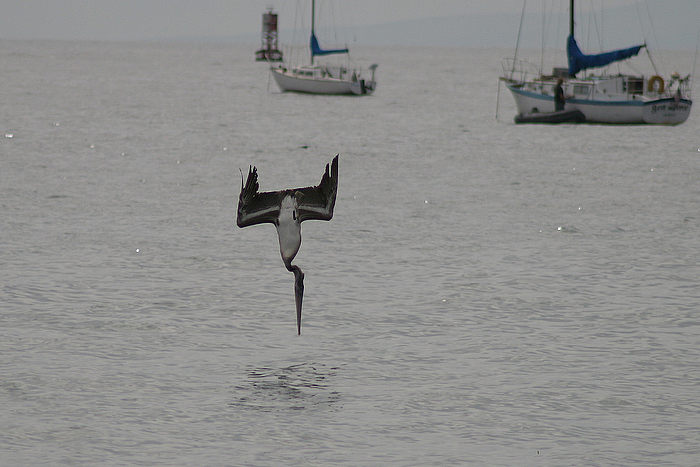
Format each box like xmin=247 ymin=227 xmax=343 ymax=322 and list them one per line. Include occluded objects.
xmin=567 ymin=35 xmax=643 ymax=76
xmin=310 ymin=33 xmax=348 ymax=57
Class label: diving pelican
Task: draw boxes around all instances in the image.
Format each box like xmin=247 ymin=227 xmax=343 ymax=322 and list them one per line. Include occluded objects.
xmin=237 ymin=154 xmax=338 ymax=335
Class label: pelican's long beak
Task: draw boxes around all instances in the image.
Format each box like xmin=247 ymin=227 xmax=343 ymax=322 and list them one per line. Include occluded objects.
xmin=294 ymin=273 xmax=304 ymax=335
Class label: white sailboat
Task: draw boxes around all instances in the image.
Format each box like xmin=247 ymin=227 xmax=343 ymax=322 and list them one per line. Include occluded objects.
xmin=270 ymin=0 xmax=377 ymax=96
xmin=501 ymin=0 xmax=693 ymax=125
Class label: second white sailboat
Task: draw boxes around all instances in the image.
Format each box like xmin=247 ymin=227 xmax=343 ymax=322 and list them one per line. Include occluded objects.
xmin=270 ymin=0 xmax=378 ymax=96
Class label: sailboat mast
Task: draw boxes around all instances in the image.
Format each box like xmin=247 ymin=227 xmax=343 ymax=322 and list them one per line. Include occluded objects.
xmin=311 ymin=0 xmax=316 ymax=65
xmin=569 ymin=0 xmax=574 ymax=37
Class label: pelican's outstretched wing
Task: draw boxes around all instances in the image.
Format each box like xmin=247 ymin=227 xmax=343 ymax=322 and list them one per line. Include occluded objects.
xmin=296 ymin=154 xmax=338 ymax=222
xmin=237 ymin=166 xmax=283 ymax=228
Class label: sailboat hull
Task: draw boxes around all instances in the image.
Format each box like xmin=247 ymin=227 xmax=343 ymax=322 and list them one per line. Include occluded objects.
xmin=271 ymin=67 xmax=375 ymax=95
xmin=506 ymin=83 xmax=692 ymax=125
xmin=641 ymin=98 xmax=693 ymax=124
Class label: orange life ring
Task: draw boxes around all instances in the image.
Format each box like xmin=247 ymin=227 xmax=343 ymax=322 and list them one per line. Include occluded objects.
xmin=647 ymin=75 xmax=664 ymax=93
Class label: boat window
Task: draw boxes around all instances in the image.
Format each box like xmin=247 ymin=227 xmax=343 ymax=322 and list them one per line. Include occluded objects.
xmin=573 ymin=84 xmax=590 ymax=96
xmin=626 ymin=78 xmax=644 ymax=95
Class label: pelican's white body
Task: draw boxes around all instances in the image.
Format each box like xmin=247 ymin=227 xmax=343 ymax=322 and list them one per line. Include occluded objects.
xmin=276 ymin=194 xmax=301 ymax=262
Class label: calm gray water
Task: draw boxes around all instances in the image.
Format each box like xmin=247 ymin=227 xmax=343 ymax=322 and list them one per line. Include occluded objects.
xmin=2 ymin=40 xmax=699 ymax=466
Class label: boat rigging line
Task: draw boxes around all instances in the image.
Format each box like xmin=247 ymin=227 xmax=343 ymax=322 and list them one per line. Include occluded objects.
xmin=511 ymin=0 xmax=528 ymax=80
xmin=692 ymin=29 xmax=700 ymax=98
xmin=634 ymin=0 xmax=660 ymax=76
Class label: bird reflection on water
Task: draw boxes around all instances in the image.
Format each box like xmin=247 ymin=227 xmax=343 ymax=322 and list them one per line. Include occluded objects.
xmin=231 ymin=363 xmax=340 ymax=411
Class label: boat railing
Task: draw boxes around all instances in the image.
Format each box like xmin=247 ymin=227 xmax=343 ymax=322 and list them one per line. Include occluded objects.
xmin=501 ymin=58 xmax=540 ymax=84
xmin=641 ymin=73 xmax=693 ymax=99
xmin=669 ymin=73 xmax=693 ymax=99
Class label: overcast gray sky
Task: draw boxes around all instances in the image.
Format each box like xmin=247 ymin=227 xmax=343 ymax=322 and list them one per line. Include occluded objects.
xmin=1 ymin=1 xmax=504 ymax=41
xmin=1 ymin=0 xmax=697 ymax=49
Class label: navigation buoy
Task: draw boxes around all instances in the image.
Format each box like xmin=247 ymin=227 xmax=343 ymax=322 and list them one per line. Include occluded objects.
xmin=255 ymin=9 xmax=283 ymax=62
